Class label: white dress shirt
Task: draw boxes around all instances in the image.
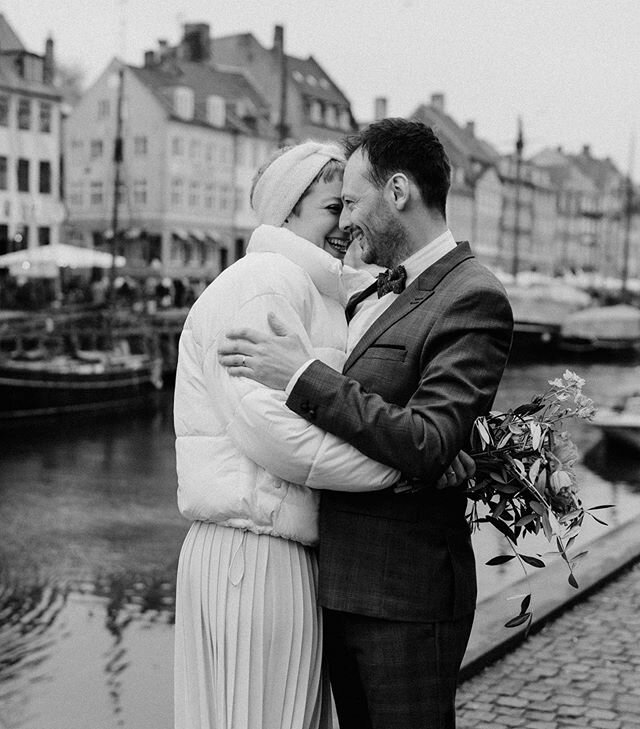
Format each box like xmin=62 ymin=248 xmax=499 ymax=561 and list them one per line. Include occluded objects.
xmin=286 ymin=229 xmax=458 ymax=393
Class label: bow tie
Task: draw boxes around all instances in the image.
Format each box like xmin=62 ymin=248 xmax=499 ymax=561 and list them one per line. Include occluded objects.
xmin=377 ymin=265 xmax=407 ymax=297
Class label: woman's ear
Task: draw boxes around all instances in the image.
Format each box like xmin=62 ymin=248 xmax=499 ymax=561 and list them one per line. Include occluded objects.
xmin=387 ymin=173 xmax=410 ymax=211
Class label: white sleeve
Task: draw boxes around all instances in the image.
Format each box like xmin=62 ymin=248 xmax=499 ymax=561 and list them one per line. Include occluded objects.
xmin=204 ymin=291 xmax=399 ymax=490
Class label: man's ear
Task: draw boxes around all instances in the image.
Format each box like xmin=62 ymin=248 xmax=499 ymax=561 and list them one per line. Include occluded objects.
xmin=386 ymin=173 xmax=410 ymax=211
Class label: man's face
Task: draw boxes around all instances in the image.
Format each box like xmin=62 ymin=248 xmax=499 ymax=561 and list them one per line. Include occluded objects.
xmin=340 ymin=149 xmax=408 ymax=268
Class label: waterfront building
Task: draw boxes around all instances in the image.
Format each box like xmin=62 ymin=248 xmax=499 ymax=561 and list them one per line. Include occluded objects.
xmin=0 ymin=14 xmax=65 ymax=255
xmin=212 ymin=24 xmax=359 ymax=144
xmin=498 ymin=154 xmax=557 ymax=275
xmin=531 ymin=145 xmax=629 ymax=277
xmin=63 ymin=51 xmax=277 ymax=283
xmin=410 ymin=94 xmax=503 ymax=269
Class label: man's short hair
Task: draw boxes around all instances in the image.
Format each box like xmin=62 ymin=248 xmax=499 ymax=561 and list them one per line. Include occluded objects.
xmin=343 ymin=118 xmax=451 ymax=218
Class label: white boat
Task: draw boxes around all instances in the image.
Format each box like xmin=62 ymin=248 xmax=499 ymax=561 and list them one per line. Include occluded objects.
xmin=592 ymin=392 xmax=640 ymax=452
xmin=560 ymin=304 xmax=640 ymax=353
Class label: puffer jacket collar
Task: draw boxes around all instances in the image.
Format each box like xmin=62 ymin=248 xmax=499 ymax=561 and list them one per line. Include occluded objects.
xmin=247 ymin=225 xmax=372 ymax=307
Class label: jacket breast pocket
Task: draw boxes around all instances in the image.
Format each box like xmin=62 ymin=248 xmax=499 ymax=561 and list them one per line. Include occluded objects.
xmin=362 ymin=345 xmax=407 ymax=362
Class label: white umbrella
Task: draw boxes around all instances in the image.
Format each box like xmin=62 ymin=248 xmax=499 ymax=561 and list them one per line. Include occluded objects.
xmin=0 ymin=243 xmax=126 ymax=273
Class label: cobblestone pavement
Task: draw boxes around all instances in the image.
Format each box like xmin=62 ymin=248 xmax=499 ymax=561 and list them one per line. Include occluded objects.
xmin=456 ymin=560 xmax=640 ymax=729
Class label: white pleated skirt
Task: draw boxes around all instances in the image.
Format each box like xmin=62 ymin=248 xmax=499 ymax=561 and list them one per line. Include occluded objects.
xmin=174 ymin=521 xmax=333 ymax=729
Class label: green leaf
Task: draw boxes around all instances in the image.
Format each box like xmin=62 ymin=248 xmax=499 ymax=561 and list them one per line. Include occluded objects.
xmin=485 ymin=515 xmax=517 ymax=544
xmin=515 ymin=514 xmax=538 ymax=527
xmin=520 ymin=554 xmax=546 ymax=568
xmin=588 ymin=504 xmax=615 ymax=511
xmin=528 ymin=458 xmax=542 ymax=484
xmin=476 ymin=417 xmax=492 ymax=445
xmin=489 ymin=470 xmax=508 ymax=484
xmin=505 ymin=612 xmax=532 ymax=628
xmin=486 ymin=554 xmax=516 ymax=566
xmin=568 ymin=573 xmax=579 ymax=589
xmin=530 ymin=501 xmax=545 ymax=516
xmin=520 ymin=594 xmax=531 ymax=613
xmin=529 ymin=421 xmax=542 ymax=449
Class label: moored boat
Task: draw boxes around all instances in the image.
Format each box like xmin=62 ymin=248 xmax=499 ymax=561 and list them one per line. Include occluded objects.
xmin=591 ymin=392 xmax=640 ymax=452
xmin=559 ymin=304 xmax=640 ymax=354
xmin=0 ymin=349 xmax=163 ymax=419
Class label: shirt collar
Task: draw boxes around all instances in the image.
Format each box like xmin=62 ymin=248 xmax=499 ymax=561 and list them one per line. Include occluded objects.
xmin=400 ymin=229 xmax=457 ymax=287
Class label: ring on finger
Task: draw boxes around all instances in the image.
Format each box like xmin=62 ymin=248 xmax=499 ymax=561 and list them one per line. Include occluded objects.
xmin=241 ymin=355 xmax=246 ymax=367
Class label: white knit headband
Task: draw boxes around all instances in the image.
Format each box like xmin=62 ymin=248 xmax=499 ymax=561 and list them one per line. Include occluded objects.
xmin=251 ymin=141 xmax=346 ymax=227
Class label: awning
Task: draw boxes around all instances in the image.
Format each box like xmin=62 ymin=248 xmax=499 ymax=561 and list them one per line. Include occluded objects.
xmin=189 ymin=229 xmax=206 ymax=242
xmin=172 ymin=229 xmax=189 ymax=241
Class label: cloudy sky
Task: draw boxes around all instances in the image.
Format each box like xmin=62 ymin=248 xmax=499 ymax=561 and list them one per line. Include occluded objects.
xmin=4 ymin=0 xmax=639 ymax=175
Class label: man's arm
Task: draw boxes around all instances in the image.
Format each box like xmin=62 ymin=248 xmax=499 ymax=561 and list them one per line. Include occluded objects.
xmin=204 ymin=293 xmax=400 ymax=490
xmin=286 ymin=286 xmax=513 ymax=481
xmin=218 ymin=287 xmax=508 ymax=486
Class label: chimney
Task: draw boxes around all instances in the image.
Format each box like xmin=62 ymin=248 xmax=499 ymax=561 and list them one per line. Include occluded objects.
xmin=273 ymin=24 xmax=284 ymax=54
xmin=158 ymin=39 xmax=169 ymax=60
xmin=43 ymin=36 xmax=55 ymax=85
xmin=182 ymin=22 xmax=211 ymax=62
xmin=582 ymin=144 xmax=591 ymax=157
xmin=144 ymin=50 xmax=156 ymax=67
xmin=430 ymin=92 xmax=445 ymax=112
xmin=465 ymin=120 xmax=475 ymax=136
xmin=374 ymin=97 xmax=387 ymax=121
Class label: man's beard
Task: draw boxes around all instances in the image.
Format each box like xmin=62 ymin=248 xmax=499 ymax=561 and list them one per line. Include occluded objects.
xmin=363 ymin=210 xmax=411 ymax=269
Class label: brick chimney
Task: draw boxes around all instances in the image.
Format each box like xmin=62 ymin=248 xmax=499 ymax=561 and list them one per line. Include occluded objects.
xmin=466 ymin=120 xmax=475 ymax=136
xmin=182 ymin=23 xmax=211 ymax=62
xmin=374 ymin=97 xmax=387 ymax=121
xmin=430 ymin=92 xmax=445 ymax=112
xmin=43 ymin=36 xmax=55 ymax=85
xmin=273 ymin=24 xmax=284 ymax=54
xmin=144 ymin=50 xmax=156 ymax=67
xmin=582 ymin=144 xmax=591 ymax=157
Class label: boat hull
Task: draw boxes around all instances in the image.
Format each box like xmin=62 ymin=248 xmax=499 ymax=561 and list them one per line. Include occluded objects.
xmin=0 ymin=356 xmax=163 ymax=418
xmin=592 ymin=410 xmax=640 ymax=453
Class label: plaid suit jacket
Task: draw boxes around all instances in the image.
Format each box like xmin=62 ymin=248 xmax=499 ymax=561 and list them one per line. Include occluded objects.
xmin=287 ymin=242 xmax=514 ymax=622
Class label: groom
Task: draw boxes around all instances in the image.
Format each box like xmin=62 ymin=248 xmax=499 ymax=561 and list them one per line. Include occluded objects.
xmin=220 ymin=119 xmax=514 ymax=729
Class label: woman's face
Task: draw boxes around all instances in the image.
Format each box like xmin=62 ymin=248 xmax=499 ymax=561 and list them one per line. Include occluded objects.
xmin=284 ymin=177 xmax=351 ymax=260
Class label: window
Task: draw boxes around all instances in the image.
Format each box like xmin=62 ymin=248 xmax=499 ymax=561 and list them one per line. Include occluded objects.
xmin=204 ymin=183 xmax=214 ymax=209
xmin=206 ymin=95 xmax=225 ymax=127
xmin=188 ymin=181 xmax=200 ymax=207
xmin=234 ymin=238 xmax=244 ymax=261
xmin=172 ymin=136 xmax=184 ymax=156
xmin=339 ymin=109 xmax=351 ymax=131
xmin=171 ymin=177 xmax=183 ymax=207
xmin=17 ymin=159 xmax=29 ymax=192
xmin=90 ymin=139 xmax=103 ymax=158
xmin=39 ymin=101 xmax=52 ymax=132
xmin=219 ymin=185 xmax=230 ymax=212
xmin=310 ymin=100 xmax=323 ymax=124
xmin=219 ymin=247 xmax=228 ymax=271
xmin=39 ymin=161 xmax=52 ymax=194
xmin=0 ymin=157 xmax=7 ymax=190
xmin=325 ymin=105 xmax=337 ymax=128
xmin=174 ymin=87 xmax=194 ymax=120
xmin=205 ymin=143 xmax=214 ymax=161
xmin=68 ymin=181 xmax=83 ymax=207
xmin=17 ymin=98 xmax=31 ymax=129
xmin=38 ymin=226 xmax=51 ymax=246
xmin=134 ymin=136 xmax=148 ymax=155
xmin=90 ymin=181 xmax=103 ymax=205
xmin=97 ymin=99 xmax=110 ymax=119
xmin=0 ymin=225 xmax=8 ymax=255
xmin=14 ymin=226 xmax=28 ymax=249
xmin=133 ymin=179 xmax=147 ymax=205
xmin=189 ymin=139 xmax=201 ymax=159
xmin=0 ymin=96 xmax=9 ymax=126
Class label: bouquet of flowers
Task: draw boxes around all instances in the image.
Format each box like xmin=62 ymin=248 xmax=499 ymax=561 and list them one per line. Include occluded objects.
xmin=467 ymin=370 xmax=610 ymax=632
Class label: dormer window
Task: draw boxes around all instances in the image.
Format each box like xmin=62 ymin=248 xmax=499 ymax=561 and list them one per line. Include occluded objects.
xmin=206 ymin=95 xmax=226 ymax=127
xmin=319 ymin=78 xmax=330 ymax=90
xmin=292 ymin=70 xmax=304 ymax=82
xmin=306 ymin=74 xmax=317 ymax=86
xmin=310 ymin=100 xmax=323 ymax=124
xmin=174 ymin=87 xmax=195 ymax=120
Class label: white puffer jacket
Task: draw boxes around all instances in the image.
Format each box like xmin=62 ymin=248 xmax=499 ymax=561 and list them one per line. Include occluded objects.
xmin=174 ymin=225 xmax=399 ymax=546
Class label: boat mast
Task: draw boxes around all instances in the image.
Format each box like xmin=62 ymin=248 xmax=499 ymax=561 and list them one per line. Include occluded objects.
xmin=108 ymin=65 xmax=125 ymax=305
xmin=511 ymin=117 xmax=524 ymax=279
xmin=620 ymin=134 xmax=635 ymax=301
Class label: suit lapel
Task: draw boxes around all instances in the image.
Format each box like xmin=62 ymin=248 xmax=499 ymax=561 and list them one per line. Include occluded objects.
xmin=343 ymin=242 xmax=474 ymax=372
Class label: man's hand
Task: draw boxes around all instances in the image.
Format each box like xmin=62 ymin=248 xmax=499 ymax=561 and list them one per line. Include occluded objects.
xmin=218 ymin=312 xmax=314 ymax=390
xmin=395 ymin=450 xmax=476 ymax=494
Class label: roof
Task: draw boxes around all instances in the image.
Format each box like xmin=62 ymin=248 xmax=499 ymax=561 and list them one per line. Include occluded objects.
xmin=288 ymin=55 xmax=351 ymax=106
xmin=568 ymin=151 xmax=623 ymax=191
xmin=410 ymin=102 xmax=499 ymax=183
xmin=0 ymin=14 xmax=25 ymax=52
xmin=129 ymin=60 xmax=273 ymax=134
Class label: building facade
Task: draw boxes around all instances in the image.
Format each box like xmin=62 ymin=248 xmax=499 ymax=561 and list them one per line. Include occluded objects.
xmin=63 ymin=54 xmax=277 ymax=283
xmin=0 ymin=14 xmax=64 ymax=255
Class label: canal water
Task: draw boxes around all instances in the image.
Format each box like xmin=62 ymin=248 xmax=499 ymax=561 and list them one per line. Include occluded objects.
xmin=1 ymin=360 xmax=639 ymax=729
